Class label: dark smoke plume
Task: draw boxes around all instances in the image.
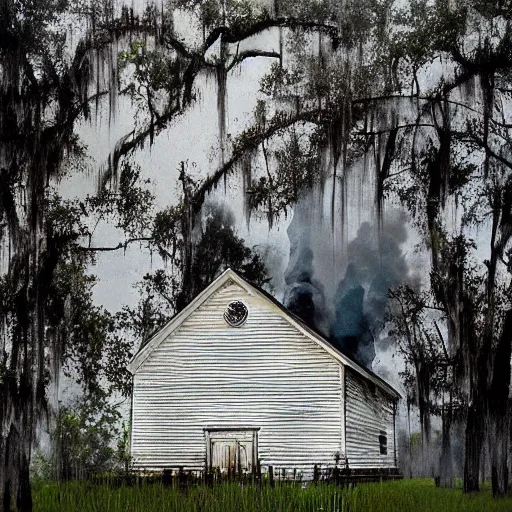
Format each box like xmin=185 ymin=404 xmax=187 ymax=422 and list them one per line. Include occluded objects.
xmin=283 ymin=201 xmax=327 ymax=332
xmin=330 ymin=262 xmax=370 ymax=363
xmin=284 ymin=194 xmax=408 ymax=369
xmin=330 ymin=216 xmax=408 ymax=367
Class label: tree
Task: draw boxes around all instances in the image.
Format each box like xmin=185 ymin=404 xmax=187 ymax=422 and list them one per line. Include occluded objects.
xmin=120 ymin=203 xmax=269 ymax=360
xmin=54 ymin=395 xmax=122 ymax=481
xmin=0 ymin=0 xmax=295 ymax=502
xmin=251 ymin=0 xmax=512 ymax=495
xmin=379 ymin=2 xmax=512 ymax=493
xmin=387 ymin=285 xmax=459 ymax=485
xmin=0 ymin=0 xmax=160 ymax=506
xmin=2 ymin=0 xmax=512 ymax=508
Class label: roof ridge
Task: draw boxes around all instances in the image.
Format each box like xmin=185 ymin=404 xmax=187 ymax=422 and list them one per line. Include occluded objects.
xmin=128 ymin=267 xmax=401 ymax=399
xmin=228 ymin=268 xmax=401 ymax=399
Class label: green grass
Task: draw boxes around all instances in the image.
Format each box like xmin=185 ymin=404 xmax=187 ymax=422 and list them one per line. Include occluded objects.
xmin=32 ymin=478 xmax=512 ymax=512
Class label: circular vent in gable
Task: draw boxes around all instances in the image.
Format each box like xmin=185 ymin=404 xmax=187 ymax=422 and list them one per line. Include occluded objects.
xmin=224 ymin=300 xmax=248 ymax=327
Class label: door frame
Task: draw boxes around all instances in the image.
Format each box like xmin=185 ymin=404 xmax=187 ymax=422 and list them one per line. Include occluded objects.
xmin=204 ymin=427 xmax=259 ymax=472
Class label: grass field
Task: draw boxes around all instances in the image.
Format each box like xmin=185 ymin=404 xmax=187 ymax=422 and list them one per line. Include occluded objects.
xmin=33 ymin=478 xmax=512 ymax=512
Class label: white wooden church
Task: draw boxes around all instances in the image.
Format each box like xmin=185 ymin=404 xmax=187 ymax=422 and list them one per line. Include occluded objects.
xmin=128 ymin=268 xmax=400 ymax=477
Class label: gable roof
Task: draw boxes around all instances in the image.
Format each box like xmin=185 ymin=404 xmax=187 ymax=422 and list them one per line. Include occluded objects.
xmin=127 ymin=268 xmax=401 ymax=399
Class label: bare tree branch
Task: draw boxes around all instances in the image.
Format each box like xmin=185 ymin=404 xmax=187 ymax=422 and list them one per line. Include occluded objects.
xmin=226 ymin=50 xmax=281 ymax=72
xmin=190 ymin=108 xmax=323 ymax=216
xmin=75 ymin=237 xmax=153 ymax=252
xmin=204 ymin=16 xmax=339 ymax=50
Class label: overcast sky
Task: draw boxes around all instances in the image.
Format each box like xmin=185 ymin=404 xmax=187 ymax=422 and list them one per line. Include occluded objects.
xmin=52 ymin=4 xmax=447 ymax=406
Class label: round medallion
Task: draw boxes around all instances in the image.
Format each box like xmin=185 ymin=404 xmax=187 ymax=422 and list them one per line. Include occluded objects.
xmin=224 ymin=300 xmax=248 ymax=327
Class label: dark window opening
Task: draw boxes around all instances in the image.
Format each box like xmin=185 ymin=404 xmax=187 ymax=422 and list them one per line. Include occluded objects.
xmin=224 ymin=301 xmax=248 ymax=327
xmin=379 ymin=430 xmax=387 ymax=455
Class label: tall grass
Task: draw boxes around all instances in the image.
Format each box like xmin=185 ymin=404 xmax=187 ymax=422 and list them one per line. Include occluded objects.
xmin=33 ymin=478 xmax=512 ymax=512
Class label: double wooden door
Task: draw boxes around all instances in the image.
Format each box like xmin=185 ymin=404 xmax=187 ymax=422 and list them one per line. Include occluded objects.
xmin=206 ymin=429 xmax=258 ymax=473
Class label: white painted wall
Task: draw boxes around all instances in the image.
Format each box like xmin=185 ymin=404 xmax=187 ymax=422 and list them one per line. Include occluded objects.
xmin=345 ymin=368 xmax=396 ymax=468
xmin=131 ymin=281 xmax=344 ymax=473
xmin=131 ymin=276 xmax=398 ymax=475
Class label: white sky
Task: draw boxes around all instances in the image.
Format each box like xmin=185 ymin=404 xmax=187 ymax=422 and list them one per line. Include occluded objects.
xmin=53 ymin=1 xmax=509 ymax=430
xmin=53 ymin=17 xmax=418 ymax=409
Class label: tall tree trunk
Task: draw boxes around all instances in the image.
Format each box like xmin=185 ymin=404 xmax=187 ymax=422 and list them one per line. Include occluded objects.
xmin=407 ymin=398 xmax=413 ymax=478
xmin=439 ymin=388 xmax=453 ymax=487
xmin=489 ymin=308 xmax=512 ymax=497
xmin=464 ymin=398 xmax=483 ymax=492
xmin=1 ymin=426 xmax=33 ymax=512
xmin=176 ymin=162 xmax=196 ymax=311
xmin=464 ymin=317 xmax=487 ymax=494
xmin=416 ymin=361 xmax=433 ymax=476
xmin=0 ymin=267 xmax=38 ymax=512
xmin=0 ymin=229 xmax=61 ymax=512
xmin=425 ymin=114 xmax=473 ymax=488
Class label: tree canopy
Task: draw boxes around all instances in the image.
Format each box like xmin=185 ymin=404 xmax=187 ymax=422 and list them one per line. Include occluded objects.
xmin=1 ymin=0 xmax=512 ymax=509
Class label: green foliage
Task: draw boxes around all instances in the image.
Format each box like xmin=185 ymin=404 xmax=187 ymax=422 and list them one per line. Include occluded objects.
xmin=189 ymin=205 xmax=269 ymax=292
xmin=260 ymin=62 xmax=304 ymax=99
xmin=54 ymin=395 xmax=124 ymax=480
xmin=174 ymin=0 xmax=221 ymax=28
xmin=152 ymin=204 xmax=188 ymax=263
xmin=0 ymin=0 xmax=71 ymax=72
xmin=118 ymin=41 xmax=184 ymax=120
xmin=31 ymin=401 xmax=132 ymax=483
xmin=31 ymin=451 xmax=55 ymax=483
xmin=47 ymin=256 xmax=132 ymax=398
xmin=45 ymin=195 xmax=90 ymax=246
xmin=389 ymin=0 xmax=466 ymax=71
xmin=40 ymin=171 xmax=153 ymax=400
xmin=122 ymin=204 xmax=269 ymax=350
xmin=409 ymin=431 xmax=422 ymax=449
xmin=387 ymin=284 xmax=452 ymax=415
xmin=116 ymin=421 xmax=132 ymax=474
xmin=175 ymin=0 xmax=270 ymax=32
xmin=279 ymin=0 xmax=332 ymax=22
xmin=86 ymin=162 xmax=155 ymax=241
xmin=31 ymin=479 xmax=512 ymax=512
xmin=248 ymin=129 xmax=321 ymax=217
xmin=117 ymin=269 xmax=179 ymax=352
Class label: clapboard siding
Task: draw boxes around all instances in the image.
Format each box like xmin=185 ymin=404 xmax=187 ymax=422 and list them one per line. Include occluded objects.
xmin=345 ymin=368 xmax=396 ymax=468
xmin=131 ymin=281 xmax=344 ymax=471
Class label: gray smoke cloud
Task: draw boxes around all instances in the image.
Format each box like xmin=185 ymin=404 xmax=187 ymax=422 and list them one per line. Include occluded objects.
xmin=284 ymin=198 xmax=409 ymax=369
xmin=330 ymin=215 xmax=408 ymax=367
xmin=283 ymin=200 xmax=327 ymax=332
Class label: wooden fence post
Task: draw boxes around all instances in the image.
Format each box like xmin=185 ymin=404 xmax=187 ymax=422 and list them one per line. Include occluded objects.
xmin=313 ymin=464 xmax=320 ymax=483
xmin=178 ymin=466 xmax=187 ymax=490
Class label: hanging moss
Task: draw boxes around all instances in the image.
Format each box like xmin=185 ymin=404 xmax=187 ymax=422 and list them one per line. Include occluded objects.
xmin=2 ymin=0 xmax=512 ymax=504
xmin=0 ymin=2 xmax=173 ymax=509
